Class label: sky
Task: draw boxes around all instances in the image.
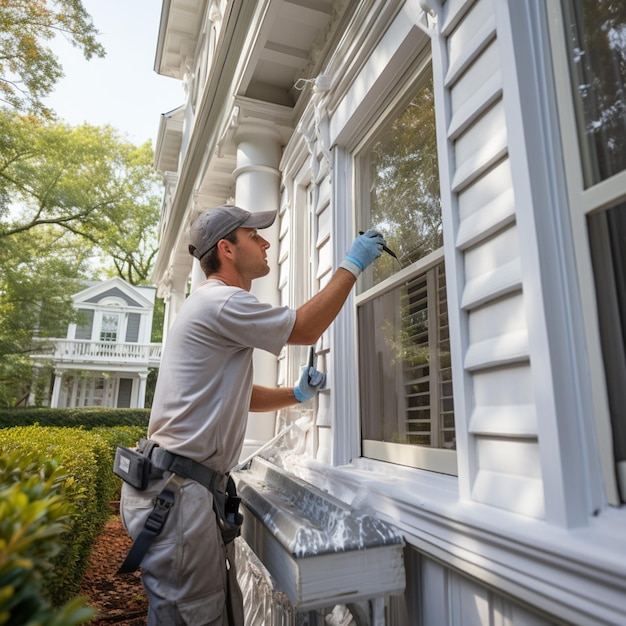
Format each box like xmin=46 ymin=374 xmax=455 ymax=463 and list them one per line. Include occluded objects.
xmin=45 ymin=0 xmax=182 ymax=146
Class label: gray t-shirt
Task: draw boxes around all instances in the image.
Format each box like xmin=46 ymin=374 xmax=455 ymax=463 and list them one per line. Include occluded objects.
xmin=148 ymin=279 xmax=296 ymax=473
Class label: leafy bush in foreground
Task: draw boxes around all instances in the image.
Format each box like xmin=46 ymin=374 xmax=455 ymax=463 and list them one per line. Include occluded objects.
xmin=0 ymin=424 xmax=146 ymax=607
xmin=0 ymin=451 xmax=95 ymax=625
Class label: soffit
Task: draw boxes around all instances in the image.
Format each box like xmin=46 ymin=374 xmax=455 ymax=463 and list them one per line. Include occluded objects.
xmin=154 ymin=106 xmax=185 ymax=174
xmin=156 ymin=0 xmax=342 ymax=104
xmin=238 ymin=0 xmax=338 ymax=107
xmin=156 ymin=0 xmax=206 ymax=79
xmin=194 ymin=0 xmax=346 ymax=202
xmin=186 ymin=0 xmax=344 ymax=214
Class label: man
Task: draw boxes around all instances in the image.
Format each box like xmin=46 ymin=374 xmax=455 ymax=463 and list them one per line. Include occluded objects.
xmin=120 ymin=205 xmax=385 ymax=625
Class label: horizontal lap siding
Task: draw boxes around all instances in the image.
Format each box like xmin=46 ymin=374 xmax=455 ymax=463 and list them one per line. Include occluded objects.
xmin=443 ymin=0 xmax=543 ymax=517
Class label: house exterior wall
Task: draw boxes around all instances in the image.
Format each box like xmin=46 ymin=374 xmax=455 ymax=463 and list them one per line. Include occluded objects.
xmin=152 ymin=1 xmax=626 ymax=624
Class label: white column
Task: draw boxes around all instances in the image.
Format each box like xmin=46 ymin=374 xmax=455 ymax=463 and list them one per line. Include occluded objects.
xmin=162 ymin=269 xmax=189 ymax=345
xmin=233 ymin=119 xmax=283 ymax=457
xmin=50 ymin=370 xmax=63 ymax=408
xmin=190 ymin=258 xmax=206 ymax=292
xmin=137 ymin=371 xmax=148 ymax=409
xmin=28 ymin=367 xmax=39 ymax=406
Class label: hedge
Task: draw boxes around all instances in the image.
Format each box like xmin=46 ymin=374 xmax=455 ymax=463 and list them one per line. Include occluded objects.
xmin=0 ymin=408 xmax=150 ymax=430
xmin=0 ymin=424 xmax=146 ymax=609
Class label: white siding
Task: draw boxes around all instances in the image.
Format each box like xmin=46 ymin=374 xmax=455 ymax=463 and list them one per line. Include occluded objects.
xmin=438 ymin=0 xmax=543 ymax=517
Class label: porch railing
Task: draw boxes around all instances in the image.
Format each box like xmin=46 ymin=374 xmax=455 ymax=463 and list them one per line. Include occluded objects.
xmin=31 ymin=338 xmax=162 ymax=367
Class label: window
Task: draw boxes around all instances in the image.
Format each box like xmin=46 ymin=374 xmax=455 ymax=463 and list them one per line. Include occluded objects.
xmin=355 ymin=71 xmax=455 ymax=474
xmin=75 ymin=309 xmax=94 ymax=340
xmin=551 ymin=0 xmax=626 ymax=502
xmin=561 ymin=1 xmax=626 ymax=188
xmin=100 ymin=313 xmax=119 ymax=342
xmin=88 ymin=377 xmax=106 ymax=407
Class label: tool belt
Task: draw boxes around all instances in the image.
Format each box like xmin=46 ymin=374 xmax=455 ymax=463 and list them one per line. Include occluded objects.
xmin=114 ymin=438 xmax=243 ymax=574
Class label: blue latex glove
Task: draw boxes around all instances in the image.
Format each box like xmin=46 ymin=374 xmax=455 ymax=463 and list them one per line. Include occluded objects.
xmin=339 ymin=230 xmax=385 ymax=277
xmin=294 ymin=366 xmax=326 ymax=402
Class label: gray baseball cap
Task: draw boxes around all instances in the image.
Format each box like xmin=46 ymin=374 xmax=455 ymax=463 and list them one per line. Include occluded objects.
xmin=188 ymin=205 xmax=277 ymax=260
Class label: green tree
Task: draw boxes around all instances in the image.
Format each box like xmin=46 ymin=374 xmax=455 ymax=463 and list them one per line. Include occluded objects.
xmin=0 ymin=111 xmax=163 ymax=407
xmin=0 ymin=227 xmax=87 ymax=407
xmin=0 ymin=0 xmax=104 ymax=116
xmin=0 ymin=110 xmax=162 ymax=284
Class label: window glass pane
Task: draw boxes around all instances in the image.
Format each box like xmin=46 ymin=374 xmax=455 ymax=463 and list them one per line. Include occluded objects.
xmin=91 ymin=377 xmax=105 ymax=407
xmin=100 ymin=313 xmax=119 ymax=342
xmin=363 ymin=76 xmax=442 ymax=287
xmin=75 ymin=309 xmax=94 ymax=340
xmin=561 ymin=0 xmax=626 ymax=187
xmin=588 ymin=202 xmax=626 ymax=467
xmin=359 ymin=260 xmax=454 ymax=449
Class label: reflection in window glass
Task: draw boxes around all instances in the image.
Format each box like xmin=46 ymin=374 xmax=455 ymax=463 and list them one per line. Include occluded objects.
xmin=561 ymin=0 xmax=626 ymax=187
xmin=363 ymin=76 xmax=442 ymax=287
xmin=588 ymin=202 xmax=626 ymax=477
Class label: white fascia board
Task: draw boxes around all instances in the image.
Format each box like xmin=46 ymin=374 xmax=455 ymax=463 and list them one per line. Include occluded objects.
xmin=154 ymin=106 xmax=185 ymax=172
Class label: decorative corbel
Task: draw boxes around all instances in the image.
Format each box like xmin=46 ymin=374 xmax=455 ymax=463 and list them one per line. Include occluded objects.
xmin=215 ymin=105 xmax=240 ymax=158
xmin=419 ymin=0 xmax=442 ymax=22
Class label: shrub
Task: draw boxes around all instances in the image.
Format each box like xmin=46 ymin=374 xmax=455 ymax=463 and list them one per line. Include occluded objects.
xmin=0 ymin=451 xmax=95 ymax=625
xmin=0 ymin=424 xmax=146 ymax=605
xmin=0 ymin=408 xmax=150 ymax=430
xmin=91 ymin=425 xmax=147 ymax=502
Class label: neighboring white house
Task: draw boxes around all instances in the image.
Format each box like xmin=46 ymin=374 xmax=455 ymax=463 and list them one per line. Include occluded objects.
xmin=30 ymin=277 xmax=161 ymax=409
xmin=150 ymin=1 xmax=626 ymax=624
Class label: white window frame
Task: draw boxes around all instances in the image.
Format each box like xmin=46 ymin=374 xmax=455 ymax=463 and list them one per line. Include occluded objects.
xmin=547 ymin=2 xmax=626 ymax=503
xmin=351 ymin=61 xmax=457 ymax=475
xmin=279 ymin=148 xmax=314 ymax=386
xmin=327 ymin=9 xmax=434 ymax=468
xmin=99 ymin=311 xmax=121 ymax=343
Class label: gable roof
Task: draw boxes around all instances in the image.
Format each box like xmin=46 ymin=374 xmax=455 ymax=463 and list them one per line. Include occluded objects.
xmin=72 ymin=277 xmax=155 ymax=310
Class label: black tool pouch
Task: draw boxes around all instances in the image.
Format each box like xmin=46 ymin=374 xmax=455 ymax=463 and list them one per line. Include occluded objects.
xmin=213 ymin=475 xmax=243 ymax=545
xmin=113 ymin=446 xmax=152 ymax=490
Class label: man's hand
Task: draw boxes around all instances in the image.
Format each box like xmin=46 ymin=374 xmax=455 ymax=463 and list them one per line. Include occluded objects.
xmin=339 ymin=230 xmax=385 ymax=277
xmin=294 ymin=366 xmax=326 ymax=402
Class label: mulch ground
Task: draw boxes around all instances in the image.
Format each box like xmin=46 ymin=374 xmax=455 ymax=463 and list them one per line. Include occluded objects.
xmin=79 ymin=513 xmax=149 ymax=625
